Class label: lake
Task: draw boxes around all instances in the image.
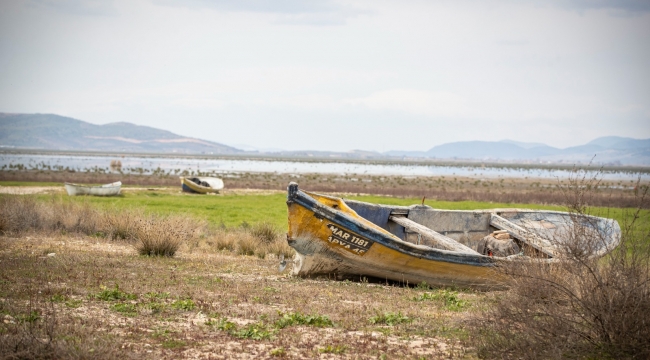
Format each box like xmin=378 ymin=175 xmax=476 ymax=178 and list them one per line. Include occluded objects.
xmin=1 ymin=153 xmax=648 ymax=181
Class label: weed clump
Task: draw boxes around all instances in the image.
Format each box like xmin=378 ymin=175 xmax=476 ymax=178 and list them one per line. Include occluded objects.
xmin=207 ymin=318 xmax=275 ymax=340
xmin=414 ymin=289 xmax=468 ymax=311
xmin=369 ymin=311 xmax=412 ymax=326
xmin=274 ymin=312 xmax=334 ymax=329
xmin=269 ymin=347 xmax=286 ymax=357
xmin=92 ymin=284 xmax=137 ymax=302
xmin=171 ymin=299 xmax=195 ymax=311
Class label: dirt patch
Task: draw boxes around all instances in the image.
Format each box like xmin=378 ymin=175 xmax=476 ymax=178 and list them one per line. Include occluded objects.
xmin=0 ymin=185 xmax=63 ymax=194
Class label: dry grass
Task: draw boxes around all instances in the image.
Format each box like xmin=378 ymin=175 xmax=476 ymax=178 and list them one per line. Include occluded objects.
xmin=473 ymin=175 xmax=650 ymax=359
xmin=0 ymin=195 xmax=100 ymax=235
xmin=0 ymin=233 xmax=473 ymax=359
xmin=0 ymin=194 xmax=293 ymax=260
xmin=206 ymin=227 xmax=293 ymax=260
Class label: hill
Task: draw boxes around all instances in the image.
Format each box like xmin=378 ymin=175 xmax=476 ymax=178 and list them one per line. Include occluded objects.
xmin=0 ymin=113 xmax=240 ymax=154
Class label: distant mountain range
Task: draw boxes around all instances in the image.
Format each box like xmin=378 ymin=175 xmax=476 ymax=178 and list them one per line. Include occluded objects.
xmin=1 ymin=112 xmax=648 ymax=165
xmin=0 ymin=113 xmax=240 ymax=154
xmin=385 ymin=137 xmax=650 ymax=165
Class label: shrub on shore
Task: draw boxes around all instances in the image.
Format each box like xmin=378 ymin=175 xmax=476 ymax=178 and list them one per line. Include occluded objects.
xmin=474 ymin=175 xmax=650 ymax=359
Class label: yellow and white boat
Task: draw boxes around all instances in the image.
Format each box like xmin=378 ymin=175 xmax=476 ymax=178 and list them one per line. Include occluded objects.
xmin=180 ymin=176 xmax=224 ymax=194
xmin=285 ymin=183 xmax=620 ymax=289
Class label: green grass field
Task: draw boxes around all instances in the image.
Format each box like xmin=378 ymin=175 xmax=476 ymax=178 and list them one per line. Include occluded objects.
xmin=21 ymin=188 xmax=642 ymax=231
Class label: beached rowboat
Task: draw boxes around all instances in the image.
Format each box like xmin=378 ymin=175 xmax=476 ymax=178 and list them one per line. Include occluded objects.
xmin=64 ymin=181 xmax=122 ymax=196
xmin=180 ymin=176 xmax=224 ymax=194
xmin=285 ymin=183 xmax=620 ymax=289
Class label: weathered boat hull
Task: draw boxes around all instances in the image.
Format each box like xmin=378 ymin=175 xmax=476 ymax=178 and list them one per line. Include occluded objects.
xmin=180 ymin=177 xmax=224 ymax=194
xmin=64 ymin=181 xmax=122 ymax=196
xmin=286 ymin=183 xmax=620 ymax=289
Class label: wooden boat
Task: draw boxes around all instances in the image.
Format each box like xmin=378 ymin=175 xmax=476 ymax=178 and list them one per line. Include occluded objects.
xmin=180 ymin=176 xmax=224 ymax=194
xmin=285 ymin=183 xmax=621 ymax=289
xmin=64 ymin=181 xmax=122 ymax=196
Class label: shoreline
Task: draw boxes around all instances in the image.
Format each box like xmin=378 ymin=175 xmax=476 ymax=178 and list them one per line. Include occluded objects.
xmin=2 ymin=148 xmax=649 ymax=174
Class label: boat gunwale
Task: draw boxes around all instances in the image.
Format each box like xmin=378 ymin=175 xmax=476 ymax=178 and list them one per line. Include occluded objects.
xmin=288 ymin=187 xmax=495 ymax=267
xmin=342 ymin=198 xmax=622 ymax=222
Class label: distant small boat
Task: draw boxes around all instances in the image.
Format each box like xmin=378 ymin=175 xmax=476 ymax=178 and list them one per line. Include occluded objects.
xmin=64 ymin=181 xmax=122 ymax=196
xmin=285 ymin=183 xmax=621 ymax=289
xmin=180 ymin=177 xmax=224 ymax=194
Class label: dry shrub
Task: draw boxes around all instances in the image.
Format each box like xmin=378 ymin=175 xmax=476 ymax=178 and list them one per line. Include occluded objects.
xmin=212 ymin=230 xmax=238 ymax=251
xmin=133 ymin=215 xmax=198 ymax=257
xmin=250 ymin=221 xmax=280 ymax=244
xmin=100 ymin=209 xmax=139 ymax=241
xmin=474 ymin=172 xmax=650 ymax=359
xmin=236 ymin=233 xmax=258 ymax=256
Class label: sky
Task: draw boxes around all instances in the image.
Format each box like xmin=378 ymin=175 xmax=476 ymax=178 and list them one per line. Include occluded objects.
xmin=1 ymin=0 xmax=649 ymax=152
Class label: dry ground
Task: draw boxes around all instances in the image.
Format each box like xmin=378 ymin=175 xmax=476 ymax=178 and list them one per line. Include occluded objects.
xmin=1 ymin=233 xmax=483 ymax=359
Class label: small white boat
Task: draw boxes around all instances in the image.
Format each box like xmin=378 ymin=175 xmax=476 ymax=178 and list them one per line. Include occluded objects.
xmin=180 ymin=177 xmax=224 ymax=194
xmin=64 ymin=181 xmax=122 ymax=196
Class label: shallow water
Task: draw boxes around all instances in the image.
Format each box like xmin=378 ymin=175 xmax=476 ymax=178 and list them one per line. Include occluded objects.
xmin=1 ymin=153 xmax=648 ymax=181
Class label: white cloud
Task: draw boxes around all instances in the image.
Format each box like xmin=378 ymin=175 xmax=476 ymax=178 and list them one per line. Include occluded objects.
xmin=343 ymin=89 xmax=467 ymax=117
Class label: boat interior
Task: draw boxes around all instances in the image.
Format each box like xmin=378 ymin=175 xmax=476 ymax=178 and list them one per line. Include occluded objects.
xmin=341 ymin=198 xmax=617 ymax=258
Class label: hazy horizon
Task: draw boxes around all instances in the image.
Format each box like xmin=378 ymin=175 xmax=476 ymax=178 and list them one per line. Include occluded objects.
xmin=1 ymin=0 xmax=649 ymax=152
